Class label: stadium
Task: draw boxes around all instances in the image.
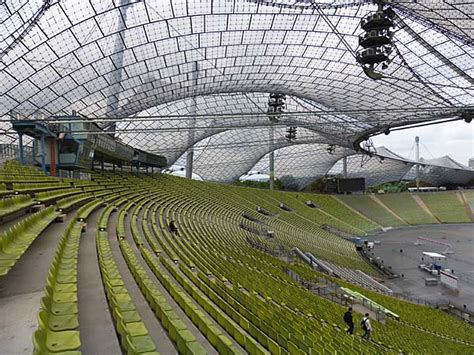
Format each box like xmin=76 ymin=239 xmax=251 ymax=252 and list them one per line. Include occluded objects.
xmin=0 ymin=0 xmax=473 ymax=354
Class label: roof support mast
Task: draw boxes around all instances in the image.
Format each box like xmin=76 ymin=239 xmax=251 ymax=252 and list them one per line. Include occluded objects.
xmin=415 ymin=136 xmax=420 ymax=190
xmin=269 ymin=131 xmax=275 ymax=190
xmin=267 ymin=93 xmax=286 ymax=189
xmin=104 ymin=0 xmax=133 ymax=135
xmin=186 ymin=62 xmax=199 ymax=179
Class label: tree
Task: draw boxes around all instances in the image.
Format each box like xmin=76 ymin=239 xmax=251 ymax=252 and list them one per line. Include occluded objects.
xmin=280 ymin=175 xmax=299 ymax=191
xmin=304 ymin=177 xmax=326 ymax=193
xmin=233 ymin=178 xmax=285 ymax=190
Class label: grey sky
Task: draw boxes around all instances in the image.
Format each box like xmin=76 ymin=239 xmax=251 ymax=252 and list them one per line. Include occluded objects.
xmin=372 ymin=120 xmax=474 ymax=167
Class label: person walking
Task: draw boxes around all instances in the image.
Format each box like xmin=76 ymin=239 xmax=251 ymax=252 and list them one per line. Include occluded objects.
xmin=361 ymin=313 xmax=372 ymax=340
xmin=344 ymin=307 xmax=354 ymax=335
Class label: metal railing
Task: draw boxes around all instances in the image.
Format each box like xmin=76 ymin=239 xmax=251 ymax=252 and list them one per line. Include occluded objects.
xmin=0 ymin=144 xmax=34 ymax=164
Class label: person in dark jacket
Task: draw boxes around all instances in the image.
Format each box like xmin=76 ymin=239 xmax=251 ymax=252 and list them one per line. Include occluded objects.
xmin=169 ymin=220 xmax=178 ymax=235
xmin=344 ymin=307 xmax=354 ymax=335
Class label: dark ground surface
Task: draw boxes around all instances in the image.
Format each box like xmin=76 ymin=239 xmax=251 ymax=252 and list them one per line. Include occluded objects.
xmin=370 ymin=224 xmax=474 ymax=310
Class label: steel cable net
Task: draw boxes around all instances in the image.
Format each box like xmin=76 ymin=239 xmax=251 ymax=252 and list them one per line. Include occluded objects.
xmin=389 ymin=0 xmax=474 ymax=44
xmin=172 ymin=126 xmax=333 ymax=183
xmin=326 ymin=147 xmax=474 ymax=187
xmin=404 ymin=156 xmax=474 ymax=185
xmin=0 ymin=0 xmax=472 ymax=178
xmin=250 ymin=143 xmax=354 ymax=189
xmin=116 ymin=92 xmax=363 ymax=165
xmin=328 ymin=146 xmax=416 ymax=187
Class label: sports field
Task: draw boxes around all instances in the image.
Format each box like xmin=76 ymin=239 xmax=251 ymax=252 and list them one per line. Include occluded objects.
xmin=372 ymin=224 xmax=474 ymax=310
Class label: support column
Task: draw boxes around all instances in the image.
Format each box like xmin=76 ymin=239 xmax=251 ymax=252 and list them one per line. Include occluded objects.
xmin=18 ymin=132 xmax=24 ymax=164
xmin=186 ymin=61 xmax=198 ymax=179
xmin=40 ymin=133 xmax=46 ymax=173
xmin=101 ymin=160 xmax=104 ymax=173
xmin=269 ymin=121 xmax=275 ymax=190
xmin=269 ymin=151 xmax=275 ymax=190
xmin=32 ymin=139 xmax=36 ymax=164
xmin=186 ymin=150 xmax=194 ymax=179
xmin=342 ymin=156 xmax=348 ymax=178
xmin=49 ymin=139 xmax=56 ymax=176
xmin=104 ymin=0 xmax=132 ymax=134
xmin=266 ymin=93 xmax=285 ymax=189
xmin=415 ymin=136 xmax=420 ymax=191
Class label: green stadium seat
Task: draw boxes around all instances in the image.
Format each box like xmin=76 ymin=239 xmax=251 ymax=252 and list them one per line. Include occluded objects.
xmin=38 ymin=310 xmax=79 ymax=332
xmin=32 ymin=328 xmax=81 ymax=353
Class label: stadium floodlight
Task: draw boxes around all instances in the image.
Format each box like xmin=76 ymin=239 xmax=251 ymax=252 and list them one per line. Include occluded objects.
xmin=326 ymin=144 xmax=336 ymax=154
xmin=462 ymin=109 xmax=473 ymax=123
xmin=285 ymin=126 xmax=297 ymax=142
xmin=267 ymin=93 xmax=286 ymax=122
xmin=356 ymin=4 xmax=395 ymax=80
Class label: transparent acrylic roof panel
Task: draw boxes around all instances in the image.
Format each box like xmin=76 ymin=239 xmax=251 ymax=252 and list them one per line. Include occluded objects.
xmin=421 ymin=156 xmax=471 ymax=170
xmin=251 ymin=143 xmax=354 ymax=189
xmin=1 ymin=0 xmax=472 ymax=157
xmin=405 ymin=164 xmax=474 ymax=185
xmin=2 ymin=0 xmax=468 ymax=119
xmin=391 ymin=0 xmax=474 ymax=44
xmin=328 ymin=149 xmax=414 ymax=187
xmin=175 ymin=126 xmax=331 ymax=182
xmin=116 ymin=92 xmax=366 ymax=164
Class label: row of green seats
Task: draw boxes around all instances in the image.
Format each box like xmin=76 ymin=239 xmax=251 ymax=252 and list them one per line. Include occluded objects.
xmin=248 ymin=188 xmax=365 ymax=235
xmin=120 ymin=239 xmax=207 ymax=354
xmin=56 ymin=193 xmax=94 ymax=212
xmin=77 ymin=199 xmax=107 ymax=222
xmin=33 ymin=219 xmax=83 ymax=354
xmin=179 ymin=178 xmax=374 ymax=273
xmin=96 ymin=206 xmax=159 ymax=355
xmin=0 ymin=194 xmax=36 ymax=219
xmin=463 ymin=190 xmax=474 ymax=211
xmin=0 ymin=182 xmax=11 ymax=196
xmin=13 ymin=182 xmax=71 ymax=193
xmin=132 ymin=199 xmax=243 ymax=354
xmin=0 ymin=206 xmax=60 ymax=276
xmin=2 ymin=160 xmax=44 ymax=176
xmin=116 ymin=201 xmax=207 ymax=354
xmin=148 ymin=179 xmax=379 ymax=353
xmin=287 ymin=263 xmax=474 ymax=346
xmin=150 ymin=174 xmax=472 ymax=353
xmin=418 ymin=192 xmax=470 ymax=223
xmin=376 ymin=193 xmax=437 ymax=225
xmin=295 ymin=192 xmax=382 ymax=233
xmin=35 ymin=188 xmax=83 ymax=204
xmin=336 ymin=195 xmax=405 ymax=227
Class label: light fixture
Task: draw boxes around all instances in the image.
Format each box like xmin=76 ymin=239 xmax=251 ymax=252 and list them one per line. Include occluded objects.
xmin=462 ymin=110 xmax=473 ymax=123
xmin=356 ymin=6 xmax=395 ymax=80
xmin=285 ymin=126 xmax=297 ymax=141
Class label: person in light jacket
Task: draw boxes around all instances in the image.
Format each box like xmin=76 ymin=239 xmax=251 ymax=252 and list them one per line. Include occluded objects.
xmin=361 ymin=313 xmax=372 ymax=340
